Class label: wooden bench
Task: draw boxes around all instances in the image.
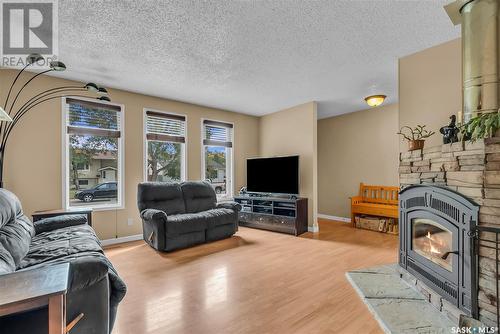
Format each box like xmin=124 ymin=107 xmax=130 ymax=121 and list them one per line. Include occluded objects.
xmin=351 ymin=183 xmax=399 ymax=227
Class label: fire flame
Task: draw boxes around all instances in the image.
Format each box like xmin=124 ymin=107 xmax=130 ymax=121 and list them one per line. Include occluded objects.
xmin=426 ymin=231 xmax=441 ymax=254
xmin=414 ymin=224 xmax=453 ymax=271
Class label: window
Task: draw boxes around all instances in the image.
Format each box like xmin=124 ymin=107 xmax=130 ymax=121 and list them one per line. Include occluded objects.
xmin=63 ymin=97 xmax=124 ymax=209
xmin=202 ymin=120 xmax=233 ymax=198
xmin=144 ymin=110 xmax=186 ymax=182
xmin=76 ymin=162 xmax=89 ymax=171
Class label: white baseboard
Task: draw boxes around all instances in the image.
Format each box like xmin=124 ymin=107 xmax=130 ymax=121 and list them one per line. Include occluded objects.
xmin=308 ymin=225 xmax=319 ymax=233
xmin=317 ymin=214 xmax=351 ymax=223
xmin=101 ymin=234 xmax=143 ymax=246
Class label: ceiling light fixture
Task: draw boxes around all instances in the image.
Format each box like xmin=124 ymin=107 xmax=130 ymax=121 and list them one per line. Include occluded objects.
xmin=364 ymin=94 xmax=386 ymax=107
xmin=84 ymin=82 xmax=99 ymax=92
xmin=97 ymin=96 xmax=111 ymax=102
xmin=26 ymin=53 xmax=44 ymax=65
xmin=0 ymin=107 xmax=13 ymax=122
xmin=49 ymin=61 xmax=66 ymax=71
xmin=97 ymin=87 xmax=108 ymax=95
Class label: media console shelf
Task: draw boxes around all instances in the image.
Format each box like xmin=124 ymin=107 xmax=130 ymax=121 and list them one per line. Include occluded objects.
xmin=234 ymin=196 xmax=308 ymax=236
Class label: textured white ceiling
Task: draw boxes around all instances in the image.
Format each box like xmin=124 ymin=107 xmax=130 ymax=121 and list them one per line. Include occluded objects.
xmin=51 ymin=0 xmax=460 ymax=119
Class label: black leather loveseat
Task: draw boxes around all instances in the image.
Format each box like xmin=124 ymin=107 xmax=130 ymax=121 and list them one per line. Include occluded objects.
xmin=137 ymin=181 xmax=241 ymax=252
xmin=0 ymin=189 xmax=126 ymax=334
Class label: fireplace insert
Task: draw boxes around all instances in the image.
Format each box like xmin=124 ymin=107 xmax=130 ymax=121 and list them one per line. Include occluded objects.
xmin=413 ymin=218 xmax=454 ymax=272
xmin=399 ymin=185 xmax=479 ymax=317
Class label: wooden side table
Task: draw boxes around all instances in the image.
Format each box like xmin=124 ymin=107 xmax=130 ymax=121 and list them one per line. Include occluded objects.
xmin=32 ymin=208 xmax=93 ymax=226
xmin=0 ymin=263 xmax=70 ymax=334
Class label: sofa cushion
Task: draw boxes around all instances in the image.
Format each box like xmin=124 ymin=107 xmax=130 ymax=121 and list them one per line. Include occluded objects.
xmin=138 ymin=182 xmax=186 ymax=215
xmin=34 ymin=214 xmax=88 ymax=234
xmin=16 ymin=224 xmax=127 ymax=307
xmin=167 ymin=213 xmax=209 ymax=234
xmin=204 ymin=208 xmax=238 ymax=227
xmin=180 ymin=181 xmax=216 ymax=213
xmin=0 ymin=243 xmax=15 ymax=274
xmin=18 ymin=224 xmax=102 ymax=269
xmin=0 ymin=189 xmax=34 ymax=268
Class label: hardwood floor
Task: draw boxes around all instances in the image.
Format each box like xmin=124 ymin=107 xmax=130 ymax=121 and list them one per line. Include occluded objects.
xmin=105 ymin=220 xmax=398 ymax=334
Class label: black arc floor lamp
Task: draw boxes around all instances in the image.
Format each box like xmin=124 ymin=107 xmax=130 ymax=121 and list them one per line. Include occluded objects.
xmin=0 ymin=53 xmax=111 ymax=188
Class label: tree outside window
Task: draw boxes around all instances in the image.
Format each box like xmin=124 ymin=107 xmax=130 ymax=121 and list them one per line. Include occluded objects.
xmin=144 ymin=110 xmax=186 ymax=182
xmin=147 ymin=141 xmax=182 ymax=182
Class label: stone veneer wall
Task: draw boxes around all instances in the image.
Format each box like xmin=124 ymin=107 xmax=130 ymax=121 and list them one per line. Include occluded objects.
xmin=399 ymin=138 xmax=500 ymax=326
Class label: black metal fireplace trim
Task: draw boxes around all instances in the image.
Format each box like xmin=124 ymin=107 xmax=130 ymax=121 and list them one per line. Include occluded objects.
xmin=399 ymin=185 xmax=479 ymax=318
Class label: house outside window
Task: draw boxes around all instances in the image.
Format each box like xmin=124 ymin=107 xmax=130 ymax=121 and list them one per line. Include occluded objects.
xmin=76 ymin=162 xmax=90 ymax=171
xmin=202 ymin=119 xmax=233 ymax=199
xmin=78 ymin=180 xmax=89 ymax=186
xmin=144 ymin=109 xmax=186 ymax=182
xmin=63 ymin=97 xmax=124 ymax=209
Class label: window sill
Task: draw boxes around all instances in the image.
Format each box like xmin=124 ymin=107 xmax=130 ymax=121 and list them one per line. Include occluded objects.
xmin=217 ymin=195 xmax=233 ymax=201
xmin=66 ymin=204 xmax=124 ymax=212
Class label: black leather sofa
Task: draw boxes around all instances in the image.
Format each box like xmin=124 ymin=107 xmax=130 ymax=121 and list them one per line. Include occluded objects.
xmin=0 ymin=189 xmax=126 ymax=334
xmin=137 ymin=181 xmax=241 ymax=252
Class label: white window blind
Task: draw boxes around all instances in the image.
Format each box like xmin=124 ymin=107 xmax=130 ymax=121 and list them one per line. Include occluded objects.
xmin=66 ymin=98 xmax=121 ymax=138
xmin=146 ymin=111 xmax=186 ymax=143
xmin=203 ymin=120 xmax=233 ymax=147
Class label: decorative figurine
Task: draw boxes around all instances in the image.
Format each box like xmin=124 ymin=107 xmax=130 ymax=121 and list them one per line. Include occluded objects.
xmin=439 ymin=115 xmax=459 ymax=144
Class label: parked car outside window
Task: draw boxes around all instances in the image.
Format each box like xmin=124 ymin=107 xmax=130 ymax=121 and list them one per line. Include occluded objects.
xmin=205 ymin=178 xmax=226 ymax=194
xmin=75 ymin=182 xmax=118 ymax=202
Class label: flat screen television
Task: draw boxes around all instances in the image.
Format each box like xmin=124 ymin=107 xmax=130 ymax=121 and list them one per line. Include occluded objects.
xmin=246 ymin=155 xmax=299 ymax=195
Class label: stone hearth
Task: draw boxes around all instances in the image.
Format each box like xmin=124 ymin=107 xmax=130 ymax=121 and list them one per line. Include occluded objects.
xmin=399 ymin=138 xmax=500 ymax=327
xmin=347 ymin=264 xmax=455 ymax=333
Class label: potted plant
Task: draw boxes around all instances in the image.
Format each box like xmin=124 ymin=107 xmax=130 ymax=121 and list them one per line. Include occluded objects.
xmin=397 ymin=125 xmax=435 ymax=151
xmin=461 ymin=112 xmax=500 ymax=142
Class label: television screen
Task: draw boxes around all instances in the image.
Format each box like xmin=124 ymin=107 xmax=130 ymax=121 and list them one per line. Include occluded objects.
xmin=246 ymin=156 xmax=299 ymax=195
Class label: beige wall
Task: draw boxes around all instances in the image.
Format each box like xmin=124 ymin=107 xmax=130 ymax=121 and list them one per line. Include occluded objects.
xmin=259 ymin=102 xmax=318 ymax=228
xmin=316 ymin=38 xmax=461 ymax=218
xmin=0 ymin=70 xmax=260 ymax=240
xmin=317 ymin=103 xmax=400 ymax=218
xmin=399 ymin=38 xmax=462 ymax=149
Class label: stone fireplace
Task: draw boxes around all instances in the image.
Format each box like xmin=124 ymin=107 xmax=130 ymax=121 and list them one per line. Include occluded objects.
xmin=399 ymin=139 xmax=500 ymax=326
xmin=396 ymin=0 xmax=500 ymax=326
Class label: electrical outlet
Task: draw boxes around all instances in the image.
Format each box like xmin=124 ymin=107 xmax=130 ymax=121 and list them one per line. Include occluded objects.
xmin=127 ymin=218 xmax=134 ymax=226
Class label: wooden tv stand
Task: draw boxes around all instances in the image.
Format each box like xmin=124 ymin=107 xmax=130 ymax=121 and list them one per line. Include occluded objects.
xmin=233 ymin=195 xmax=308 ymax=236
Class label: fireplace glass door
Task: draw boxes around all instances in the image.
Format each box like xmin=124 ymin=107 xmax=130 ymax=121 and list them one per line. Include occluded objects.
xmin=412 ymin=218 xmax=453 ymax=272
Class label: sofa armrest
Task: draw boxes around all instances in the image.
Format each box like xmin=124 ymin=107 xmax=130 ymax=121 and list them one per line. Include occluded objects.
xmin=140 ymin=208 xmax=167 ymax=222
xmin=67 ymin=257 xmax=109 ymax=293
xmin=140 ymin=209 xmax=167 ymax=250
xmin=217 ymin=201 xmax=242 ymax=212
xmin=34 ymin=214 xmax=88 ymax=234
